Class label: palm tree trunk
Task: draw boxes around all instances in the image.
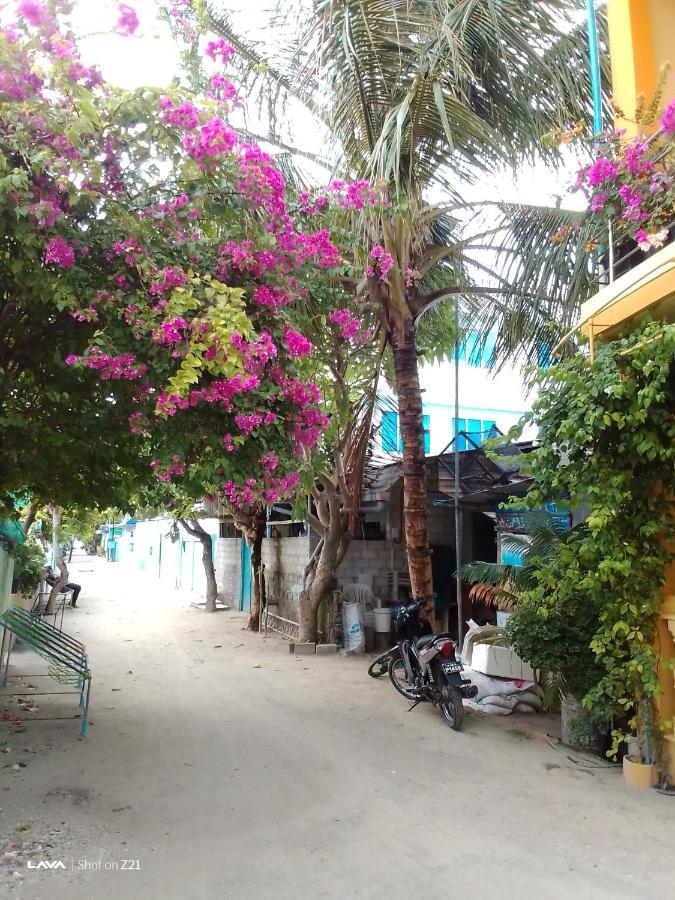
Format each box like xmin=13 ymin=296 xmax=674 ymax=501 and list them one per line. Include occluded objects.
xmin=390 ymin=317 xmax=433 ymax=601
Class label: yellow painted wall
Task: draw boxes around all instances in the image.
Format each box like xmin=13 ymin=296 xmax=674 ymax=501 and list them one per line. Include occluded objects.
xmin=649 ymin=0 xmax=675 ymax=105
xmin=608 ymin=0 xmax=675 ymax=133
xmin=606 ymin=0 xmax=675 ymax=780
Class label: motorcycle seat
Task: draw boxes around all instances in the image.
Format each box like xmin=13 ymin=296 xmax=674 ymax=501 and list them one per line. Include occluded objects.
xmin=414 ymin=634 xmax=436 ymax=649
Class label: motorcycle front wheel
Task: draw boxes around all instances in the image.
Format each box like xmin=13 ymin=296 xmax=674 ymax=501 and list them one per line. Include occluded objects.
xmin=388 ymin=657 xmax=419 ymax=701
xmin=368 ymin=648 xmax=395 ymax=678
xmin=438 ymin=681 xmax=464 ymax=731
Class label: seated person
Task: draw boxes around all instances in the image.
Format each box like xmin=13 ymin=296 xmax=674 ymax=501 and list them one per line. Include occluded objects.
xmin=44 ymin=566 xmax=82 ymax=608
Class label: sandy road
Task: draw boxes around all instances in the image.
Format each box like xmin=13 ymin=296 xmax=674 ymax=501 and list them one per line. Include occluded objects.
xmin=0 ymin=554 xmax=672 ymax=899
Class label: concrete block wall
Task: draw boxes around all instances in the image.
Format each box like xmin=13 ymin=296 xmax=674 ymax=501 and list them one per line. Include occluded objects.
xmin=262 ymin=535 xmax=310 ymax=620
xmin=216 ymin=537 xmax=242 ymax=607
xmin=336 ymin=540 xmax=405 ymax=603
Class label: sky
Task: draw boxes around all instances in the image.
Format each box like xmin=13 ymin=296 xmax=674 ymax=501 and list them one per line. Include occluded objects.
xmin=63 ymin=0 xmax=585 ymax=212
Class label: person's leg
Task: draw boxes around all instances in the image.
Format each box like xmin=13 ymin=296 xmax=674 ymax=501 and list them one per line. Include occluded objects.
xmin=67 ymin=583 xmax=81 ymax=606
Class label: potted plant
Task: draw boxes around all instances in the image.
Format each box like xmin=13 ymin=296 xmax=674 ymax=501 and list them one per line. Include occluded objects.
xmin=622 ymin=701 xmax=657 ymax=789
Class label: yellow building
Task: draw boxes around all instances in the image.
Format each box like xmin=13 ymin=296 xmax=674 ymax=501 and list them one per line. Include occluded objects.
xmin=578 ymin=0 xmax=675 ymax=779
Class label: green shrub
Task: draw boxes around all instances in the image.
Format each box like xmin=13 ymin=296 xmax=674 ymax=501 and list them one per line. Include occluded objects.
xmin=12 ymin=539 xmax=45 ymax=595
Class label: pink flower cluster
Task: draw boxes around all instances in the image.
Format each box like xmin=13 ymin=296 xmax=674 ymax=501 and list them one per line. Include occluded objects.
xmin=223 ymin=470 xmax=301 ymax=509
xmin=183 ymin=117 xmax=237 ymax=163
xmin=209 ymin=75 xmax=238 ymax=103
xmin=150 ymin=455 xmax=185 ymax=483
xmin=662 ymin=100 xmax=675 ymax=137
xmin=291 ymin=407 xmax=330 ymax=453
xmin=69 ymin=306 xmax=99 ymax=322
xmin=128 ymin=411 xmax=150 ymax=435
xmin=284 ymin=326 xmax=313 ymax=358
xmin=586 ymin=157 xmax=618 ymax=186
xmin=367 ymin=244 xmax=394 ymax=281
xmin=44 ymin=236 xmax=75 ymax=268
xmin=113 ymin=237 xmax=143 ymax=265
xmin=152 ymin=316 xmax=188 ymax=346
xmin=155 ymin=373 xmax=261 ymax=416
xmin=65 ymin=348 xmax=147 ymax=380
xmin=577 ymin=125 xmax=673 ymax=247
xmin=205 ymin=37 xmax=235 ymax=66
xmin=116 ymin=4 xmax=139 ymax=37
xmin=30 ymin=198 xmax=63 ymax=227
xmin=149 ymin=266 xmax=188 ymax=295
xmin=236 ymin=143 xmax=286 ymax=219
xmin=17 ymin=1 xmax=52 ymax=29
xmin=252 ymin=284 xmax=291 ymax=310
xmin=329 ymin=308 xmax=361 ymax=340
xmin=231 ymin=332 xmax=278 ymax=375
xmin=160 ymin=95 xmax=200 ymax=131
xmin=234 ymin=413 xmax=264 ymax=435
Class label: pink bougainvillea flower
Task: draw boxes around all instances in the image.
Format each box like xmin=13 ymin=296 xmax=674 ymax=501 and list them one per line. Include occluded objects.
xmin=116 ymin=3 xmax=139 ymax=36
xmin=205 ymin=37 xmax=235 ymax=65
xmin=662 ymin=99 xmax=675 ymax=136
xmin=369 ymin=244 xmax=394 ymax=281
xmin=183 ymin=118 xmax=237 ymax=163
xmin=17 ymin=0 xmax=50 ymax=27
xmin=283 ymin=326 xmax=313 ymax=358
xmin=586 ymin=157 xmax=618 ymax=186
xmin=329 ymin=308 xmax=361 ymax=340
xmin=590 ymin=192 xmax=606 ymax=212
xmin=160 ymin=96 xmax=200 ymax=131
xmin=44 ymin=236 xmax=75 ymax=269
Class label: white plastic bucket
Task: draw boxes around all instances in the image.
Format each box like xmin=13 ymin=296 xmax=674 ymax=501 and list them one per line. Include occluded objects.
xmin=373 ymin=607 xmax=392 ymax=633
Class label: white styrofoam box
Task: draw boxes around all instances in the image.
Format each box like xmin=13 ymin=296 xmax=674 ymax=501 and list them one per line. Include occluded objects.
xmin=470 ymin=643 xmax=535 ymax=681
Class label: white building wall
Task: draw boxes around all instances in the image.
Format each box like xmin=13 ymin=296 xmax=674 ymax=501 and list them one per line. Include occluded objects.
xmin=377 ymin=355 xmax=537 ymax=457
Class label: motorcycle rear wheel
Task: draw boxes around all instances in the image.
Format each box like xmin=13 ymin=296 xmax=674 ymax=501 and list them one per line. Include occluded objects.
xmin=388 ymin=657 xmax=420 ymax=701
xmin=438 ymin=682 xmax=464 ymax=731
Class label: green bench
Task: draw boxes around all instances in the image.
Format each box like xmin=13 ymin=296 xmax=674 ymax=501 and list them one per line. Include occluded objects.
xmin=0 ymin=605 xmax=92 ymax=736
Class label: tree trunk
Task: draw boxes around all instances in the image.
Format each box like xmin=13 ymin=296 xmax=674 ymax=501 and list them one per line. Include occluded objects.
xmin=248 ymin=508 xmax=267 ymax=632
xmin=390 ymin=317 xmax=434 ymax=601
xmin=45 ymin=506 xmax=68 ymax=614
xmin=298 ymin=478 xmax=350 ymax=643
xmin=22 ymin=501 xmax=38 ymax=536
xmin=298 ymin=534 xmax=344 ymax=643
xmin=178 ymin=519 xmax=218 ymax=612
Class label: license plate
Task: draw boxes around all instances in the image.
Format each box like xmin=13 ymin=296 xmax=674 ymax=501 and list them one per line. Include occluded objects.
xmin=442 ymin=661 xmax=462 ymax=673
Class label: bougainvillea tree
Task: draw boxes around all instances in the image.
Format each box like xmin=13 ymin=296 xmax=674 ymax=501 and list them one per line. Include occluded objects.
xmin=1 ymin=2 xmax=391 ymax=626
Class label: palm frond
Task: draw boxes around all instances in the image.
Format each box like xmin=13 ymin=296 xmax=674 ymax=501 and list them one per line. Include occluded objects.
xmin=457 ymin=202 xmax=603 ymax=367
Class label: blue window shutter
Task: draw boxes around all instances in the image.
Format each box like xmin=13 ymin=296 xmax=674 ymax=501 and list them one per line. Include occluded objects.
xmin=422 ymin=415 xmax=430 ymax=454
xmin=382 ymin=411 xmax=398 ymax=452
xmin=452 ymin=417 xmax=466 ymax=451
xmin=468 ymin=418 xmax=481 ymax=442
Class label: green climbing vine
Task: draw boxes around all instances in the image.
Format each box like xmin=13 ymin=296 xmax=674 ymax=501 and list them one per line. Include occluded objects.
xmin=516 ymin=320 xmax=675 ymax=757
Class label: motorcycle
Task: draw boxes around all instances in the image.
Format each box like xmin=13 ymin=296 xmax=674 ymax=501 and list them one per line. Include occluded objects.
xmin=387 ymin=598 xmax=477 ymax=730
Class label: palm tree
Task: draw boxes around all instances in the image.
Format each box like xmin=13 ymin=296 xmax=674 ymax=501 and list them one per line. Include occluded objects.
xmin=205 ymin=0 xmax=608 ymax=605
xmin=458 ymin=516 xmax=568 ymax=611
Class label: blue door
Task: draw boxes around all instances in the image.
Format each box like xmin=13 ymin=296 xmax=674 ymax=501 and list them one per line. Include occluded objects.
xmin=240 ymin=540 xmax=252 ymax=612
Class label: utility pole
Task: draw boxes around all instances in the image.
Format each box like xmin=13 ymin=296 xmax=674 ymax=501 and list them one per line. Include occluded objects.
xmin=454 ymin=300 xmax=463 ymax=650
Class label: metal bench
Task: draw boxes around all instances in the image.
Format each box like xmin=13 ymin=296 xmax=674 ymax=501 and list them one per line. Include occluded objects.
xmin=0 ymin=605 xmax=92 ymax=736
xmin=32 ymin=584 xmax=71 ymax=632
